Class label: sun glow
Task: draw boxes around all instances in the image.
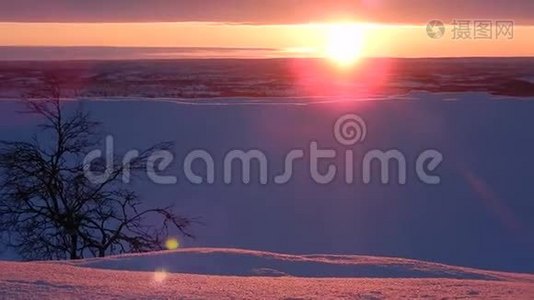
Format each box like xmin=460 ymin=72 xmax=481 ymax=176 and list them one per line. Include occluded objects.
xmin=324 ymin=23 xmax=366 ymax=68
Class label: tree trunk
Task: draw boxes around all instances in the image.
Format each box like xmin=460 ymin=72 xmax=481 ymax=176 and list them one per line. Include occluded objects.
xmin=70 ymin=234 xmax=79 ymax=260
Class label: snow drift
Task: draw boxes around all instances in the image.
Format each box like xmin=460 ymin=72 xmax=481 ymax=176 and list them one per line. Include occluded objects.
xmin=1 ymin=248 xmax=534 ymax=299
xmin=66 ymin=248 xmax=531 ymax=281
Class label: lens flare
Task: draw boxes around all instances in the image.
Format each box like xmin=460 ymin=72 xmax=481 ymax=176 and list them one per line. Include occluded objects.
xmin=165 ymin=238 xmax=180 ymax=250
xmin=153 ymin=269 xmax=168 ymax=283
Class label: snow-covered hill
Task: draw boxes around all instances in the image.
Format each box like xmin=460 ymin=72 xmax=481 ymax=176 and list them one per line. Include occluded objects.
xmin=2 ymin=96 xmax=534 ymax=274
xmin=1 ymin=248 xmax=534 ymax=299
xmin=65 ymin=247 xmax=529 ymax=281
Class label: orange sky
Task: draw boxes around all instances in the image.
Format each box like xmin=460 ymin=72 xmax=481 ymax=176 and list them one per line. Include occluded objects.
xmin=0 ymin=22 xmax=532 ymax=58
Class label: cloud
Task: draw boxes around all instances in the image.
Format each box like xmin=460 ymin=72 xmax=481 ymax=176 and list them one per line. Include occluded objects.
xmin=0 ymin=0 xmax=532 ymax=24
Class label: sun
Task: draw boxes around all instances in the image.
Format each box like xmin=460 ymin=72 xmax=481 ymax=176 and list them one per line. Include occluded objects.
xmin=324 ymin=23 xmax=366 ymax=68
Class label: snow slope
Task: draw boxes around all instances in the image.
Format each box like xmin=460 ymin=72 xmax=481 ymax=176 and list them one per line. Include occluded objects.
xmin=66 ymin=248 xmax=528 ymax=280
xmin=1 ymin=248 xmax=534 ymax=299
xmin=2 ymin=96 xmax=534 ymax=273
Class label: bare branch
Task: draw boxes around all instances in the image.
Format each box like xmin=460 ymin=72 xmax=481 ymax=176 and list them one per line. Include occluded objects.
xmin=0 ymin=76 xmax=192 ymax=260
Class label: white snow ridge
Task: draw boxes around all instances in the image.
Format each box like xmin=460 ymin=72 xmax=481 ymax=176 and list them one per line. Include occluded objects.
xmin=1 ymin=248 xmax=534 ymax=299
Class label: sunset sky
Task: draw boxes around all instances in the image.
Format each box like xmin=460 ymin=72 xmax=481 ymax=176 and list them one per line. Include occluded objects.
xmin=0 ymin=0 xmax=532 ymax=59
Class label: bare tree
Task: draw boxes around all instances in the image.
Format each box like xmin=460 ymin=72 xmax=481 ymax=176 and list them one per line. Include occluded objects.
xmin=0 ymin=76 xmax=192 ymax=260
